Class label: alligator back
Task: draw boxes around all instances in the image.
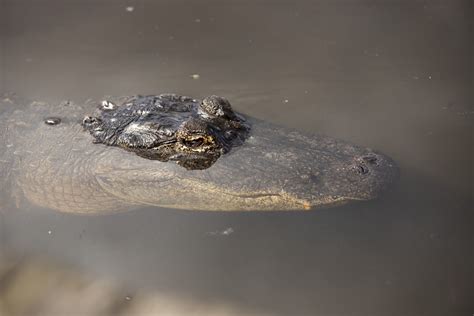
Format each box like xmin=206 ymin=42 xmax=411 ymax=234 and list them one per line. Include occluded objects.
xmin=0 ymin=94 xmax=20 ymax=209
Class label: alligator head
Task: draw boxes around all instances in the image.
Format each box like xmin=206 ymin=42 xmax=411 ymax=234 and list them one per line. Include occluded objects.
xmin=82 ymin=95 xmax=249 ymax=170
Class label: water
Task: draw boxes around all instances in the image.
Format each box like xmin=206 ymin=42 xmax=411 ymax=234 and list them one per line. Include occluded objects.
xmin=1 ymin=1 xmax=472 ymax=315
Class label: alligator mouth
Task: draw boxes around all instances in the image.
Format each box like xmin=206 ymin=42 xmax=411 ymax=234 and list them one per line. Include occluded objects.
xmin=218 ymin=191 xmax=360 ymax=211
xmin=223 ymin=192 xmax=283 ymax=199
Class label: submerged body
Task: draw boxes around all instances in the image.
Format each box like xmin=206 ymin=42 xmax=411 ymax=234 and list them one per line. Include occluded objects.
xmin=0 ymin=94 xmax=398 ymax=214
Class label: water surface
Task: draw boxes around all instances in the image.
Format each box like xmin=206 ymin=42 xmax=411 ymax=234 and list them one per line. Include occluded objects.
xmin=1 ymin=1 xmax=472 ymax=315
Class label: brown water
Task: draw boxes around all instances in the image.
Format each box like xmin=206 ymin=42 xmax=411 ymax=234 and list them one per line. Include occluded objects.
xmin=1 ymin=1 xmax=472 ymax=315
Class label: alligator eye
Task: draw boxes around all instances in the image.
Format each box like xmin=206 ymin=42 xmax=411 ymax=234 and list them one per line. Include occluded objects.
xmin=181 ymin=137 xmax=204 ymax=148
xmin=200 ymin=95 xmax=236 ymax=119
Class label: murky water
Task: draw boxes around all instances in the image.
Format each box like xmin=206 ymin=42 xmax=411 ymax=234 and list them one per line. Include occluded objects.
xmin=1 ymin=1 xmax=472 ymax=315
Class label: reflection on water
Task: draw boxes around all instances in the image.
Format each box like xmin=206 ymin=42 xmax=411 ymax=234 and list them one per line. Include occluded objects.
xmin=0 ymin=253 xmax=269 ymax=316
xmin=1 ymin=0 xmax=472 ymax=315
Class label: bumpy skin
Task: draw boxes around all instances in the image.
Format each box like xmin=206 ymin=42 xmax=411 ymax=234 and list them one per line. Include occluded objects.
xmin=82 ymin=94 xmax=249 ymax=170
xmin=0 ymin=93 xmax=398 ymax=214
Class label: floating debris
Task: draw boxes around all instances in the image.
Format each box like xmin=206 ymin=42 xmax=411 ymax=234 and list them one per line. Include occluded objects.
xmin=207 ymin=227 xmax=234 ymax=236
xmin=190 ymin=74 xmax=200 ymax=80
xmin=221 ymin=227 xmax=234 ymax=235
xmin=125 ymin=6 xmax=134 ymax=12
xmin=44 ymin=117 xmax=61 ymax=126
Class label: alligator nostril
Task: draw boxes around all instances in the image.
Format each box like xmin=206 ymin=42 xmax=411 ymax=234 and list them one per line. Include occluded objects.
xmin=362 ymin=155 xmax=378 ymax=165
xmin=356 ymin=164 xmax=369 ymax=175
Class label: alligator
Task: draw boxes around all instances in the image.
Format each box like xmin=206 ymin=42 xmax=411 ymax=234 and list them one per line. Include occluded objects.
xmin=0 ymin=93 xmax=398 ymax=214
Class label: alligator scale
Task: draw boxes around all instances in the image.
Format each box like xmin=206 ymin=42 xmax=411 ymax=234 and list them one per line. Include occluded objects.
xmin=82 ymin=95 xmax=250 ymax=170
xmin=0 ymin=93 xmax=398 ymax=214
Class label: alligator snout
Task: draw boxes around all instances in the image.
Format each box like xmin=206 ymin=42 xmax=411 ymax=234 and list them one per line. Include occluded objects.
xmin=353 ymin=154 xmax=380 ymax=175
xmin=261 ymin=150 xmax=399 ymax=210
xmin=340 ymin=151 xmax=399 ymax=202
xmin=176 ymin=121 xmax=400 ymax=211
